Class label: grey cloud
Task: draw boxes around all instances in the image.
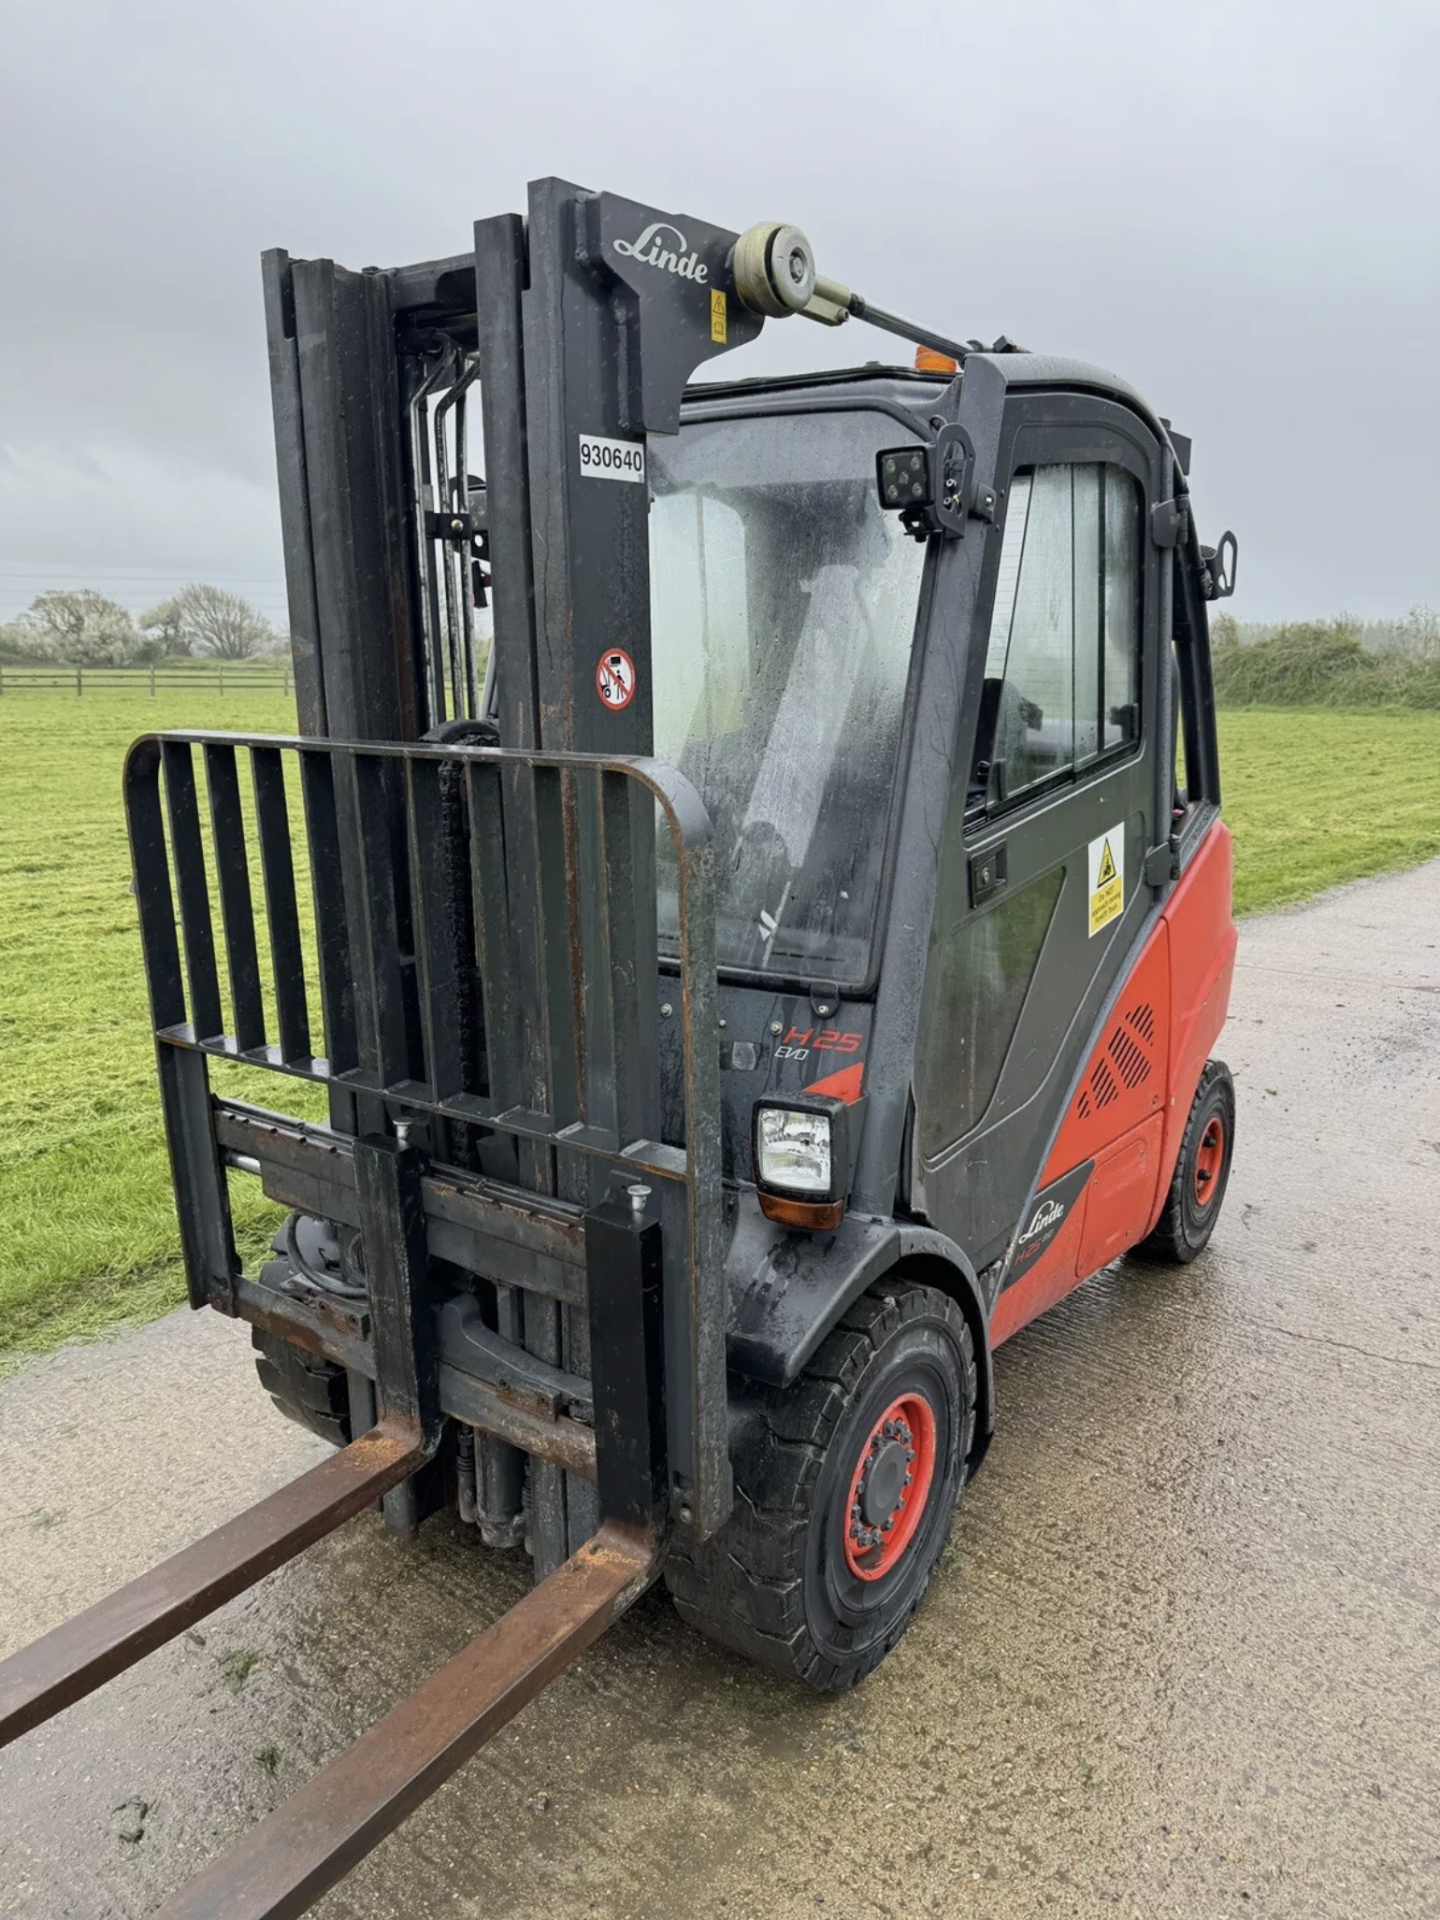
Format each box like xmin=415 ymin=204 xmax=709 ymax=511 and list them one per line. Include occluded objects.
xmin=2 ymin=0 xmax=1436 ymax=620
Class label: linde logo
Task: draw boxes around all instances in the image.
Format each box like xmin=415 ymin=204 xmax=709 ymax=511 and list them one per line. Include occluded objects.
xmin=1018 ymin=1197 xmax=1066 ymax=1246
xmin=612 ymin=222 xmax=709 ymax=284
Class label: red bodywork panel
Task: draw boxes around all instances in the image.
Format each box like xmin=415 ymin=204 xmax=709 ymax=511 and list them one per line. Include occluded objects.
xmin=806 ymin=1061 xmax=865 ymax=1103
xmin=990 ymin=822 xmax=1236 ymax=1346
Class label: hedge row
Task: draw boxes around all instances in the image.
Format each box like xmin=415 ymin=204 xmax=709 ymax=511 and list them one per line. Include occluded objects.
xmin=1211 ymin=621 xmax=1440 ymax=709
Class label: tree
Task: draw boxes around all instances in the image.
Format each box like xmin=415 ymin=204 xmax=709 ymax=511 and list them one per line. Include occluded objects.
xmin=1401 ymin=604 xmax=1439 ymax=662
xmin=161 ymin=583 xmax=274 ymax=660
xmin=138 ymin=597 xmax=192 ymax=658
xmin=11 ymin=590 xmax=142 ymax=664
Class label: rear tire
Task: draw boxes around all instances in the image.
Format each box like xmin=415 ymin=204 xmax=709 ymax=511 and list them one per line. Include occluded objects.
xmin=252 ymin=1329 xmax=353 ymax=1448
xmin=664 ymin=1281 xmax=975 ymax=1692
xmin=1142 ymin=1058 xmax=1236 ymax=1263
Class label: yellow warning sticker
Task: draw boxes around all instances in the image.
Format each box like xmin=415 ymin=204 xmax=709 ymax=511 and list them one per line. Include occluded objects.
xmin=1087 ymin=824 xmax=1125 ymax=937
xmin=710 ymin=289 xmax=727 ymax=345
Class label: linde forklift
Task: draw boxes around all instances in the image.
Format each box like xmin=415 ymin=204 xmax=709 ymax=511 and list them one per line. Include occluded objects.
xmin=0 ymin=179 xmax=1239 ymax=1914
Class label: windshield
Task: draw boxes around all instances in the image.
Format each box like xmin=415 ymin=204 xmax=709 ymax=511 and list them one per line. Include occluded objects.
xmin=649 ymin=409 xmax=926 ymax=983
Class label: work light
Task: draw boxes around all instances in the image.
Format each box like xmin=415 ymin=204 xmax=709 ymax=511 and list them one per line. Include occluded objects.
xmin=877 ymin=447 xmax=931 ymax=510
xmin=876 ymin=425 xmax=988 ymax=539
xmin=752 ymin=1094 xmax=854 ymax=1230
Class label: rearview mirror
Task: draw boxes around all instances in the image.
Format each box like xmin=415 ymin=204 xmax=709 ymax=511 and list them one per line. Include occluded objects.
xmin=1202 ymin=530 xmax=1238 ymax=599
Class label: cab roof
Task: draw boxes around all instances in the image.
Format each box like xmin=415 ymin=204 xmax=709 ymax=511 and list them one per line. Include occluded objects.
xmin=682 ymin=354 xmax=1181 ymax=468
xmin=683 ymin=364 xmax=950 ymax=414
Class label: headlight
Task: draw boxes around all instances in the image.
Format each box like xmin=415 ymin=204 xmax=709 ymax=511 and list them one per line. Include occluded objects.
xmin=751 ymin=1094 xmax=858 ymax=1235
xmin=756 ymin=1106 xmax=834 ymax=1195
xmin=753 ymin=1095 xmax=857 ymax=1230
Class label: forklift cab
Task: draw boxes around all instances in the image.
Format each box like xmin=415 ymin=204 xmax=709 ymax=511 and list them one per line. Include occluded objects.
xmin=650 ymin=357 xmax=1231 ymax=1379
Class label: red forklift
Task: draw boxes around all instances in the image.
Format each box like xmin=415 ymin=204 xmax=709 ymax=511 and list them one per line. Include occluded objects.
xmin=0 ymin=181 xmax=1238 ymax=1915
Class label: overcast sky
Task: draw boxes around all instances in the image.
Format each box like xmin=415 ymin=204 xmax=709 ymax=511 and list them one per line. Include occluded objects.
xmin=2 ymin=0 xmax=1436 ymax=626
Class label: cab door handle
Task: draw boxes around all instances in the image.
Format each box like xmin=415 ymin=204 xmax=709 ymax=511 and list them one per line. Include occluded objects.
xmin=968 ymin=844 xmax=1008 ymax=906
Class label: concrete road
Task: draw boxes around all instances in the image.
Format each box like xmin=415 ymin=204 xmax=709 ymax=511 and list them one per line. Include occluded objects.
xmin=2 ymin=860 xmax=1438 ymax=1920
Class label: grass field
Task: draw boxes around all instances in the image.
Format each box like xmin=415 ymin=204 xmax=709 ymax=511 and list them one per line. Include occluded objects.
xmin=0 ymin=684 xmax=298 ymax=1366
xmin=1219 ymin=709 xmax=1440 ymax=913
xmin=2 ymin=695 xmax=1439 ymax=1365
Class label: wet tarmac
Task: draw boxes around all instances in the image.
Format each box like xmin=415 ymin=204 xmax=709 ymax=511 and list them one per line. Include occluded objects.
xmin=1 ymin=858 xmax=1438 ymax=1919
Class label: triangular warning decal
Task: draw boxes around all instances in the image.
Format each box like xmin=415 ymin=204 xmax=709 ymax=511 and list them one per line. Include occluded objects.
xmin=806 ymin=1062 xmax=864 ymax=1104
xmin=1087 ymin=823 xmax=1125 ymax=937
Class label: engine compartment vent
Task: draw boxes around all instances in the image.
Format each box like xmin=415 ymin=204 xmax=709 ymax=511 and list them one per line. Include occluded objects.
xmin=1126 ymin=1002 xmax=1156 ymax=1045
xmin=1079 ymin=999 xmax=1156 ymax=1117
xmin=1091 ymin=1059 xmax=1120 ymax=1108
xmin=1108 ymin=1025 xmax=1151 ymax=1091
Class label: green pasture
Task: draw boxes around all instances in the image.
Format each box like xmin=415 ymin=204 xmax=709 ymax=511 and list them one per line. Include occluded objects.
xmin=1219 ymin=709 xmax=1440 ymax=914
xmin=0 ymin=684 xmax=298 ymax=1365
xmin=2 ymin=692 xmax=1438 ymax=1365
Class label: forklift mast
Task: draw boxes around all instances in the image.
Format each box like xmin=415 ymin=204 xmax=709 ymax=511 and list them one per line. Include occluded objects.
xmin=247 ymin=182 xmax=851 ymax=1563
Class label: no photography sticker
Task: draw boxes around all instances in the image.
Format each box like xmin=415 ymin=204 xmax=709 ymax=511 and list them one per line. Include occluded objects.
xmin=596 ymin=648 xmax=636 ymax=711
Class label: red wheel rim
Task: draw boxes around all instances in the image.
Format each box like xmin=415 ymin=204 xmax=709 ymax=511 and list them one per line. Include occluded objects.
xmin=842 ymin=1392 xmax=937 ymax=1582
xmin=1193 ymin=1115 xmax=1225 ymax=1208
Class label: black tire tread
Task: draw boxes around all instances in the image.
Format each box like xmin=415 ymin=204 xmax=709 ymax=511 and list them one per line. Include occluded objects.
xmin=1142 ymin=1057 xmax=1235 ymax=1264
xmin=251 ymin=1329 xmax=352 ymax=1447
xmin=664 ymin=1281 xmax=975 ymax=1691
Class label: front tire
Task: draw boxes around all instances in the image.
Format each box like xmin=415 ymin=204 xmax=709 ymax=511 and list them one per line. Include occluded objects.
xmin=665 ymin=1281 xmax=976 ymax=1692
xmin=252 ymin=1328 xmax=353 ymax=1448
xmin=1143 ymin=1058 xmax=1236 ymax=1263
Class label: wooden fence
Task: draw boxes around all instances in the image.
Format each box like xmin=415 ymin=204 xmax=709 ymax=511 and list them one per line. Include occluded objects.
xmin=0 ymin=663 xmax=292 ymax=698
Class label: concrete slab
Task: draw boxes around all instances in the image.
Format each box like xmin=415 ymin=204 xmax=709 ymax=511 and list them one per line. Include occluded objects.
xmin=1 ymin=859 xmax=1437 ymax=1919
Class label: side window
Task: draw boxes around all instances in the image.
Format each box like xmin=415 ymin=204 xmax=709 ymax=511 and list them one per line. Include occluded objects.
xmin=1171 ymin=643 xmax=1187 ymax=812
xmin=917 ymin=869 xmax=1064 ymax=1159
xmin=973 ymin=462 xmax=1142 ymax=808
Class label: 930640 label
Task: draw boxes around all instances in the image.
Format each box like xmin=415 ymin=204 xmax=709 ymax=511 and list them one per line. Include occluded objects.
xmin=578 ymin=434 xmax=646 ymax=482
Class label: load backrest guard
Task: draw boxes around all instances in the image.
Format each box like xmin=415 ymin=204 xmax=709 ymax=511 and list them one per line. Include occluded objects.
xmin=123 ymin=730 xmax=726 ymax=1536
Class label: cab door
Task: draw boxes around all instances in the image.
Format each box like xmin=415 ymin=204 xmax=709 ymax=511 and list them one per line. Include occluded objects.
xmin=911 ymin=392 xmax=1168 ymax=1284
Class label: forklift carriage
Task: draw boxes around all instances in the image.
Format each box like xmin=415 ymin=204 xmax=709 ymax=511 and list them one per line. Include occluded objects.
xmin=0 ymin=180 xmax=1239 ymax=1915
